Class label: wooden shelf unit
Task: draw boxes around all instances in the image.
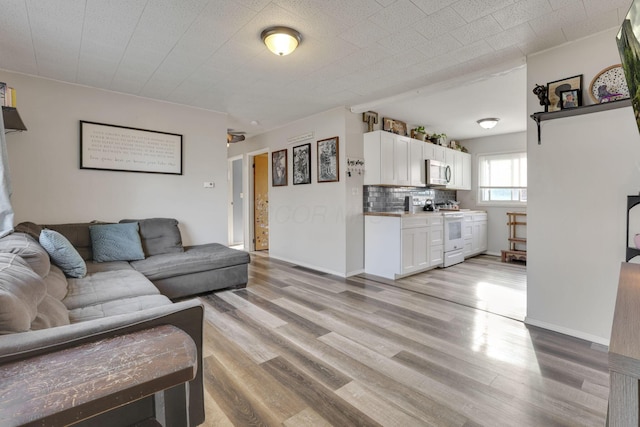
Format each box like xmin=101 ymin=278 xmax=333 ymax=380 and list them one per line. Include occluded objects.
xmin=501 ymin=212 xmax=526 ymax=263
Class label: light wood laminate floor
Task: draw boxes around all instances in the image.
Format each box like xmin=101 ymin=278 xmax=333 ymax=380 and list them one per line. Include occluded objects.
xmin=199 ymin=253 xmax=608 ymax=426
xmin=359 ymin=256 xmax=526 ymax=321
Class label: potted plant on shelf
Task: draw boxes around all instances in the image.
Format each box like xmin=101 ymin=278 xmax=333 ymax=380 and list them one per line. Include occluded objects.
xmin=429 ymin=132 xmax=447 ymax=145
xmin=411 ymin=126 xmax=427 ymax=141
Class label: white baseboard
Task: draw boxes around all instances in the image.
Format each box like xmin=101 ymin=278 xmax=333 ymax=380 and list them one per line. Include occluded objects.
xmin=346 ymin=268 xmax=364 ymax=277
xmin=267 ymin=254 xmax=346 ymax=278
xmin=524 ymin=316 xmax=610 ymax=347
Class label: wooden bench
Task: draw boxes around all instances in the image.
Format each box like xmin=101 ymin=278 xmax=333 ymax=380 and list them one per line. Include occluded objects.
xmin=0 ymin=325 xmax=197 ymax=427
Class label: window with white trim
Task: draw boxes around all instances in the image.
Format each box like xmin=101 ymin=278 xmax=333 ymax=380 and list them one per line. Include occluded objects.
xmin=478 ymin=152 xmax=527 ymax=205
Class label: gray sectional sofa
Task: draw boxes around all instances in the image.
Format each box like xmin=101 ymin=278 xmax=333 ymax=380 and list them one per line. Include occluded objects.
xmin=0 ymin=218 xmax=251 ymax=426
xmin=18 ymin=217 xmax=251 ymax=300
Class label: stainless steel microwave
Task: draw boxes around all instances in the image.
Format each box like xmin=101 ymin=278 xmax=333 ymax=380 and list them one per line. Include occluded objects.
xmin=425 ymin=159 xmax=451 ymax=187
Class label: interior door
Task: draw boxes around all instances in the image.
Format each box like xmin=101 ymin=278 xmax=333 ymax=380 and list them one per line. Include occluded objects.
xmin=231 ymin=158 xmax=243 ymax=245
xmin=253 ymin=153 xmax=269 ymax=251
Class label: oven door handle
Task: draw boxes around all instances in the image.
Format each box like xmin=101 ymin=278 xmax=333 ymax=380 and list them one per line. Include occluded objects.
xmin=445 ymin=214 xmax=464 ymax=220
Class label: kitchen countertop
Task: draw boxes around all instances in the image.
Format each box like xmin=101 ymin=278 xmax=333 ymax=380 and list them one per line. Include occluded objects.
xmin=364 ymin=209 xmax=487 ymax=218
xmin=364 ymin=209 xmax=486 ymax=217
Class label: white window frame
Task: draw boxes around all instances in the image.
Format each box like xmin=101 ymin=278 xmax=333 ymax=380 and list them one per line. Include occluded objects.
xmin=477 ymin=151 xmax=527 ymax=207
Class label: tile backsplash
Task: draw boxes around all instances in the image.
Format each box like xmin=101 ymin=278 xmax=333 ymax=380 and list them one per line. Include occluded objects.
xmin=363 ymin=186 xmax=457 ymax=213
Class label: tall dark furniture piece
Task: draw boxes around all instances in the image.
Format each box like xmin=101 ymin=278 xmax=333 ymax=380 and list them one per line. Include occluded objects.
xmin=626 ymin=194 xmax=640 ymax=261
xmin=609 ymin=262 xmax=640 ymax=425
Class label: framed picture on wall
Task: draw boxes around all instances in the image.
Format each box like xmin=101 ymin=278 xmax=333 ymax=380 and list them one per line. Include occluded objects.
xmin=80 ymin=121 xmax=182 ymax=175
xmin=317 ymin=136 xmax=339 ymax=183
xmin=271 ymin=149 xmax=288 ymax=186
xmin=292 ymin=143 xmax=311 ymax=185
xmin=546 ymin=74 xmax=583 ymax=113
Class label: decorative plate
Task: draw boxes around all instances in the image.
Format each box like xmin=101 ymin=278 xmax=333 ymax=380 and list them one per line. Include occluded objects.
xmin=589 ymin=64 xmax=630 ymax=103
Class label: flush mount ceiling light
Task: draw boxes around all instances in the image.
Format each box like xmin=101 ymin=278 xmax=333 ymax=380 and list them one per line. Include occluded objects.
xmin=477 ymin=118 xmax=500 ymax=129
xmin=261 ymin=26 xmax=301 ymax=56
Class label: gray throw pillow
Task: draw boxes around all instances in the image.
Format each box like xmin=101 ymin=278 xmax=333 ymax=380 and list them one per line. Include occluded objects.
xmin=39 ymin=229 xmax=87 ymax=278
xmin=120 ymin=218 xmax=184 ymax=256
xmin=89 ymin=222 xmax=145 ymax=263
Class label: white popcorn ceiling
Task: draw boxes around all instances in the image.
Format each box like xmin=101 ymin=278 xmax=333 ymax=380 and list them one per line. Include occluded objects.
xmin=0 ymin=0 xmax=631 ymax=139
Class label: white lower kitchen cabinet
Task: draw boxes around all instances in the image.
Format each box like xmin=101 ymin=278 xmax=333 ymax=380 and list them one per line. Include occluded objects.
xmin=365 ymin=213 xmax=443 ymax=279
xmin=429 ymin=215 xmax=444 ymax=267
xmin=472 ymin=219 xmax=488 ymax=254
xmin=402 ymin=226 xmax=430 ymax=272
xmin=463 ymin=214 xmax=474 ymax=257
xmin=463 ymin=211 xmax=488 ymax=258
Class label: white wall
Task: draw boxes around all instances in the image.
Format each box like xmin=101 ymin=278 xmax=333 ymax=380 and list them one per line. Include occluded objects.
xmin=1 ymin=70 xmax=228 ymax=245
xmin=526 ymin=29 xmax=640 ymax=344
xmin=227 ymin=107 xmax=365 ymax=277
xmin=458 ymin=132 xmax=527 ymax=256
xmin=345 ymin=111 xmax=366 ymax=275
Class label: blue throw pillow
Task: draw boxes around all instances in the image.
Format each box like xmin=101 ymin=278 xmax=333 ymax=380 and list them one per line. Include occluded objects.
xmin=39 ymin=229 xmax=87 ymax=278
xmin=89 ymin=222 xmax=145 ymax=263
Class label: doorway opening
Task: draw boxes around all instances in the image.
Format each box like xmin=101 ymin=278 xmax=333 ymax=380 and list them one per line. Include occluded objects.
xmin=253 ymin=153 xmax=269 ymax=251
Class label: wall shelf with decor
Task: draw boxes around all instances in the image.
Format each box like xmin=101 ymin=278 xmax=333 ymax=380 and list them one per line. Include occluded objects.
xmin=530 ymin=98 xmax=631 ymax=144
xmin=2 ymin=106 xmax=27 ymax=134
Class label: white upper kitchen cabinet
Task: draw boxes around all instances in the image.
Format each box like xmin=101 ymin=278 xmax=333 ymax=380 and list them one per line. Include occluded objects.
xmin=445 ymin=149 xmax=460 ymax=189
xmin=445 ymin=150 xmax=471 ymax=190
xmin=364 ymin=130 xmax=414 ymax=186
xmin=364 ymin=131 xmax=468 ymax=189
xmin=431 ymin=144 xmax=447 ymax=162
xmin=394 ymin=135 xmax=411 ymax=186
xmin=423 ymin=142 xmax=434 ymax=161
xmin=461 ymin=151 xmax=471 ymax=190
xmin=410 ymin=138 xmax=426 ymax=186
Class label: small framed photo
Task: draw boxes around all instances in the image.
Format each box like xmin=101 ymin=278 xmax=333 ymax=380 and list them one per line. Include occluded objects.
xmin=292 ymin=143 xmax=311 ymax=185
xmin=560 ymin=89 xmax=581 ymax=110
xmin=547 ymin=74 xmax=582 ymax=112
xmin=271 ymin=149 xmax=287 ymax=186
xmin=317 ymin=136 xmax=339 ymax=183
